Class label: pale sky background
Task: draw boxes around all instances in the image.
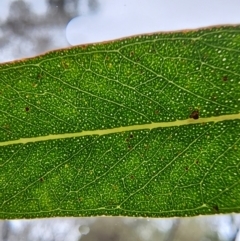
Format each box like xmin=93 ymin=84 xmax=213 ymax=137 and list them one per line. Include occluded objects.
xmin=0 ymin=0 xmax=240 ymax=62
xmin=0 ymin=0 xmax=240 ymax=46
xmin=66 ymin=0 xmax=240 ymax=45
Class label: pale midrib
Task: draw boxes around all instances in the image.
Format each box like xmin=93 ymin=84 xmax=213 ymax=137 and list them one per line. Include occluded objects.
xmin=1 ymin=113 xmax=240 ymax=147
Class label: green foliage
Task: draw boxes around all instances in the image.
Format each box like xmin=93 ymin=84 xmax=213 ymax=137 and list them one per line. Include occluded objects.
xmin=0 ymin=25 xmax=240 ymax=219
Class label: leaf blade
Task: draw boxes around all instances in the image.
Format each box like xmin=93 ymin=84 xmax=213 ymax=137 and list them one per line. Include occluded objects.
xmin=0 ymin=25 xmax=240 ymax=219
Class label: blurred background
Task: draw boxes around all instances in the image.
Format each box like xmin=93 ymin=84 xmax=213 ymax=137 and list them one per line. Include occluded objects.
xmin=0 ymin=0 xmax=240 ymax=240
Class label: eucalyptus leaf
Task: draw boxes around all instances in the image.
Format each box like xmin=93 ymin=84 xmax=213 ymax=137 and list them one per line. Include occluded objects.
xmin=0 ymin=25 xmax=240 ymax=219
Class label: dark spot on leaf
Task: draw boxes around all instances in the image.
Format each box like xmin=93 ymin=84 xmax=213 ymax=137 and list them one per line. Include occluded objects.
xmin=128 ymin=145 xmax=132 ymax=149
xmin=37 ymin=72 xmax=43 ymax=79
xmin=211 ymin=95 xmax=217 ymax=100
xmin=130 ymin=51 xmax=134 ymax=56
xmin=25 ymin=107 xmax=30 ymax=112
xmin=190 ymin=110 xmax=199 ymax=119
xmin=62 ymin=61 xmax=69 ymax=69
xmin=129 ymin=134 xmax=133 ymax=138
xmin=185 ymin=167 xmax=189 ymax=171
xmin=130 ymin=175 xmax=134 ymax=179
xmin=40 ymin=177 xmax=44 ymax=182
xmin=222 ymin=76 xmax=228 ymax=81
xmin=195 ymin=160 xmax=199 ymax=165
xmin=213 ymin=204 xmax=219 ymax=213
xmin=4 ymin=124 xmax=10 ymax=129
xmin=112 ymin=185 xmax=118 ymax=191
xmin=126 ymin=138 xmax=129 ymax=142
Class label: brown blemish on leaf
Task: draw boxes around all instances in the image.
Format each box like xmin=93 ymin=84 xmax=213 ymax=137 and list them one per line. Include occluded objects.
xmin=37 ymin=72 xmax=43 ymax=79
xmin=25 ymin=107 xmax=30 ymax=112
xmin=211 ymin=95 xmax=217 ymax=100
xmin=222 ymin=76 xmax=228 ymax=81
xmin=40 ymin=177 xmax=44 ymax=182
xmin=212 ymin=204 xmax=219 ymax=213
xmin=129 ymin=134 xmax=133 ymax=139
xmin=3 ymin=124 xmax=10 ymax=129
xmin=61 ymin=60 xmax=70 ymax=69
xmin=185 ymin=167 xmax=189 ymax=171
xmin=190 ymin=110 xmax=199 ymax=119
xmin=112 ymin=185 xmax=118 ymax=191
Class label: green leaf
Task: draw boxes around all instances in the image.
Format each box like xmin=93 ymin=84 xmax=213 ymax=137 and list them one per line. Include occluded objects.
xmin=0 ymin=25 xmax=240 ymax=219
